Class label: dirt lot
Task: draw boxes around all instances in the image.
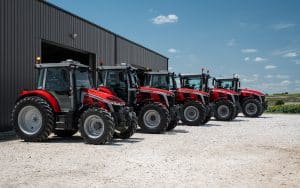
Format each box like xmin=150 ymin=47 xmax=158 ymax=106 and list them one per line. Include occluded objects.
xmin=0 ymin=114 xmax=300 ymax=188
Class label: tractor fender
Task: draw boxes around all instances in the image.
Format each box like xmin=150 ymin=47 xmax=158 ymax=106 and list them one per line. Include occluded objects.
xmin=17 ymin=89 xmax=61 ymax=112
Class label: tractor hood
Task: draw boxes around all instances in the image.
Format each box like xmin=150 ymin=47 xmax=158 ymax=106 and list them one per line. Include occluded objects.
xmin=140 ymin=86 xmax=174 ymax=96
xmin=178 ymin=88 xmax=209 ymax=96
xmin=81 ymin=88 xmax=125 ymax=106
xmin=241 ymin=88 xmax=265 ymax=96
xmin=212 ymin=88 xmax=238 ymax=95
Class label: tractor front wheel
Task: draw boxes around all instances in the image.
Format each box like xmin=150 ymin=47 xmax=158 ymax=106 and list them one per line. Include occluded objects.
xmin=79 ymin=108 xmax=115 ymax=145
xmin=11 ymin=96 xmax=54 ymax=142
xmin=114 ymin=113 xmax=137 ymax=139
xmin=214 ymin=100 xmax=236 ymax=121
xmin=138 ymin=102 xmax=170 ymax=133
xmin=242 ymin=98 xmax=263 ymax=117
xmin=180 ymin=101 xmax=206 ymax=126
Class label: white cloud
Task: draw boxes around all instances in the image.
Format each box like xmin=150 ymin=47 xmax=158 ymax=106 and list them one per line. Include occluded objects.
xmin=244 ymin=57 xmax=250 ymax=61
xmin=294 ymin=80 xmax=300 ymax=84
xmin=273 ymin=23 xmax=295 ymax=30
xmin=283 ymin=52 xmax=298 ymax=58
xmin=241 ymin=48 xmax=257 ymax=53
xmin=276 ymin=74 xmax=290 ymax=79
xmin=168 ymin=66 xmax=173 ymax=70
xmin=254 ymin=57 xmax=267 ymax=62
xmin=280 ymin=80 xmax=291 ymax=85
xmin=168 ymin=48 xmax=178 ymax=53
xmin=295 ymin=60 xmax=300 ymax=65
xmin=227 ymin=39 xmax=236 ymax=47
xmin=265 ymin=75 xmax=273 ymax=79
xmin=265 ymin=65 xmax=277 ymax=69
xmin=241 ymin=74 xmax=259 ymax=83
xmin=152 ymin=14 xmax=178 ymax=24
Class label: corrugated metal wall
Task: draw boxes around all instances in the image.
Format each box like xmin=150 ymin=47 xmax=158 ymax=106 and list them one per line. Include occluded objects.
xmin=0 ymin=0 xmax=168 ymax=131
xmin=116 ymin=37 xmax=168 ymax=71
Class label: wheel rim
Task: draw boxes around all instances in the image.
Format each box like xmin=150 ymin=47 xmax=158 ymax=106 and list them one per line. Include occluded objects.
xmin=245 ymin=103 xmax=258 ymax=115
xmin=183 ymin=106 xmax=199 ymax=122
xmin=18 ymin=106 xmax=42 ymax=135
xmin=217 ymin=105 xmax=230 ymax=118
xmin=84 ymin=115 xmax=105 ymax=139
xmin=143 ymin=110 xmax=161 ymax=128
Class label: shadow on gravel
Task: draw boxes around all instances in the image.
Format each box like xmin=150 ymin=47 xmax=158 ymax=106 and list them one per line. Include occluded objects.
xmin=200 ymin=123 xmax=222 ymax=127
xmin=111 ymin=137 xmax=144 ymax=146
xmin=40 ymin=135 xmax=84 ymax=143
xmin=164 ymin=129 xmax=189 ymax=135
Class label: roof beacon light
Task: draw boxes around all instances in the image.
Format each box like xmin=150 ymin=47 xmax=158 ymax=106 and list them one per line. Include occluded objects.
xmin=36 ymin=56 xmax=41 ymax=63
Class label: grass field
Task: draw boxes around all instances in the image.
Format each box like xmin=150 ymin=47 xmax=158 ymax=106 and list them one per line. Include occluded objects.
xmin=266 ymin=93 xmax=300 ymax=106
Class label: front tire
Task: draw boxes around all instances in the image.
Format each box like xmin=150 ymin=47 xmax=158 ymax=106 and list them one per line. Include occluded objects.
xmin=242 ymin=98 xmax=263 ymax=117
xmin=166 ymin=119 xmax=178 ymax=131
xmin=180 ymin=101 xmax=206 ymax=126
xmin=11 ymin=96 xmax=55 ymax=142
xmin=79 ymin=108 xmax=114 ymax=145
xmin=214 ymin=100 xmax=235 ymax=121
xmin=138 ymin=102 xmax=170 ymax=133
xmin=114 ymin=113 xmax=137 ymax=139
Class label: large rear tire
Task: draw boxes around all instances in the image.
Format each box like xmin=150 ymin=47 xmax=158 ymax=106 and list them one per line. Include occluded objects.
xmin=242 ymin=98 xmax=263 ymax=117
xmin=114 ymin=113 xmax=137 ymax=139
xmin=214 ymin=100 xmax=235 ymax=121
xmin=138 ymin=102 xmax=169 ymax=133
xmin=11 ymin=96 xmax=54 ymax=142
xmin=79 ymin=108 xmax=114 ymax=145
xmin=180 ymin=101 xmax=206 ymax=126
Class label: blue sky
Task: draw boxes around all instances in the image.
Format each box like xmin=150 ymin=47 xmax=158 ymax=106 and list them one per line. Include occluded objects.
xmin=48 ymin=0 xmax=300 ymax=94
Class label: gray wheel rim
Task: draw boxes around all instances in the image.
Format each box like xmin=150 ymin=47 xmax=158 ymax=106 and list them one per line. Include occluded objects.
xmin=217 ymin=105 xmax=230 ymax=118
xmin=143 ymin=110 xmax=161 ymax=128
xmin=245 ymin=103 xmax=258 ymax=115
xmin=84 ymin=115 xmax=105 ymax=139
xmin=184 ymin=106 xmax=199 ymax=122
xmin=18 ymin=106 xmax=42 ymax=135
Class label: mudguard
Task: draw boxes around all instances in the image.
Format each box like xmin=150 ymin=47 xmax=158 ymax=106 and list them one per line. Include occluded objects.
xmin=18 ymin=89 xmax=61 ymax=112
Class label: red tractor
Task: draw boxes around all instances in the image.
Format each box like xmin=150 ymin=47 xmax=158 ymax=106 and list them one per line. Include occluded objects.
xmin=11 ymin=60 xmax=137 ymax=145
xmin=138 ymin=71 xmax=211 ymax=126
xmin=212 ymin=76 xmax=268 ymax=117
xmin=97 ymin=64 xmax=178 ymax=133
xmin=179 ymin=71 xmax=239 ymax=121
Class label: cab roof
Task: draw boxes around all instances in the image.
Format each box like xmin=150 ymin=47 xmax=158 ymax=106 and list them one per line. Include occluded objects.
xmin=97 ymin=64 xmax=137 ymax=70
xmin=35 ymin=60 xmax=89 ymax=68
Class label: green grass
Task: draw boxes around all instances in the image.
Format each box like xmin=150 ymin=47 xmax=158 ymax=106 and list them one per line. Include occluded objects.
xmin=266 ymin=104 xmax=300 ymax=113
xmin=266 ymin=93 xmax=300 ymax=106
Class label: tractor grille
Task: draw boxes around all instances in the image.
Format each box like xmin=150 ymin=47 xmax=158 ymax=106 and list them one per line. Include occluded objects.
xmin=167 ymin=95 xmax=176 ymax=107
xmin=203 ymin=96 xmax=210 ymax=104
xmin=234 ymin=95 xmax=239 ymax=102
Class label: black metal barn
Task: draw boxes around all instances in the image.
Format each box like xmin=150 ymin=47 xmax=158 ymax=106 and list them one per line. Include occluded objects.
xmin=0 ymin=0 xmax=168 ymax=131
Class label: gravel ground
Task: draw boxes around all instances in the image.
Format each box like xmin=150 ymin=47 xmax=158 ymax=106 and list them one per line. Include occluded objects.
xmin=0 ymin=113 xmax=300 ymax=188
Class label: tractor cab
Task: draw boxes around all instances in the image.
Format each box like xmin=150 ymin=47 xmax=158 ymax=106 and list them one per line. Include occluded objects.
xmin=179 ymin=72 xmax=211 ymax=92
xmin=212 ymin=77 xmax=240 ymax=92
xmin=142 ymin=71 xmax=177 ymax=91
xmin=97 ymin=64 xmax=139 ymax=107
xmin=35 ymin=61 xmax=93 ymax=112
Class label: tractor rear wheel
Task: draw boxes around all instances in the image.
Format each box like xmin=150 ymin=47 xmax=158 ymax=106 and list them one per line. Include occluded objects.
xmin=114 ymin=113 xmax=137 ymax=139
xmin=11 ymin=96 xmax=54 ymax=142
xmin=53 ymin=129 xmax=78 ymax=137
xmin=200 ymin=106 xmax=211 ymax=125
xmin=180 ymin=101 xmax=206 ymax=126
xmin=138 ymin=102 xmax=170 ymax=133
xmin=79 ymin=107 xmax=114 ymax=145
xmin=242 ymin=98 xmax=262 ymax=117
xmin=214 ymin=100 xmax=235 ymax=121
